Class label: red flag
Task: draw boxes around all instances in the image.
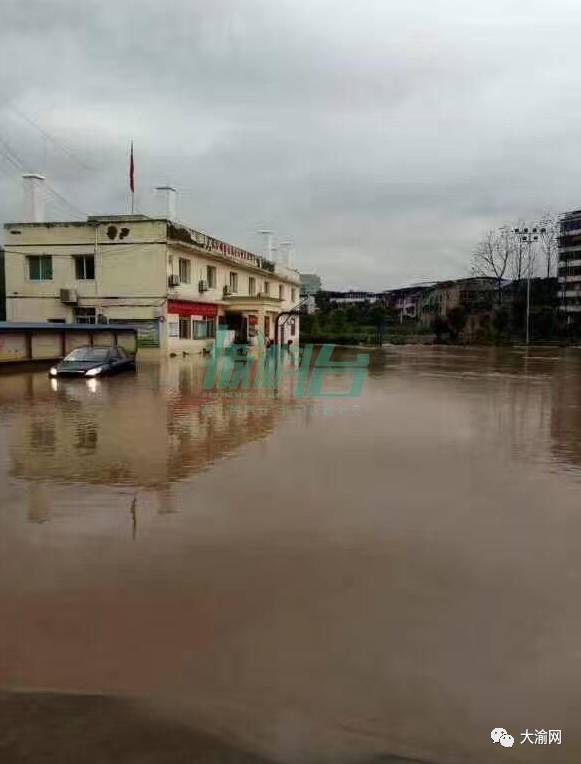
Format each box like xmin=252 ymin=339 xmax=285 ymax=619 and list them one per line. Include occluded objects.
xmin=129 ymin=141 xmax=135 ymax=193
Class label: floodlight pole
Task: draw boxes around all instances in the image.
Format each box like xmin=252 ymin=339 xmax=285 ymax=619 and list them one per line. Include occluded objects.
xmin=514 ymin=225 xmax=546 ymax=345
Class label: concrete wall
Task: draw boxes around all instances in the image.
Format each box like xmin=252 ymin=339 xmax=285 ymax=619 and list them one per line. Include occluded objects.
xmin=0 ymin=328 xmax=137 ymax=363
xmin=0 ymin=332 xmax=27 ymax=362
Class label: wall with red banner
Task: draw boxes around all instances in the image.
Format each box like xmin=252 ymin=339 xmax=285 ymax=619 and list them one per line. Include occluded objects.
xmin=167 ymin=300 xmax=218 ymax=318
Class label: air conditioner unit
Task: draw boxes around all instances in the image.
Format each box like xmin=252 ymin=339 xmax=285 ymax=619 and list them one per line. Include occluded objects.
xmin=199 ymin=280 xmax=208 ymax=292
xmin=60 ymin=288 xmax=78 ymax=304
xmin=168 ymin=274 xmax=180 ymax=287
xmin=223 ymin=285 xmax=232 ymax=296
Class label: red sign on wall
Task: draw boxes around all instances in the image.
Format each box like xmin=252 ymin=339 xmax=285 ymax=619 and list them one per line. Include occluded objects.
xmin=168 ymin=300 xmax=218 ymax=318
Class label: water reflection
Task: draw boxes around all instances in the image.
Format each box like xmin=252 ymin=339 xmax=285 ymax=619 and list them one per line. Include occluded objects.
xmin=2 ymin=346 xmax=581 ymax=764
xmin=6 ymin=356 xmax=300 ymax=494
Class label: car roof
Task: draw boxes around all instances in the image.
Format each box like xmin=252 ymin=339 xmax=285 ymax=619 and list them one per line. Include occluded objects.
xmin=68 ymin=345 xmax=117 ymax=350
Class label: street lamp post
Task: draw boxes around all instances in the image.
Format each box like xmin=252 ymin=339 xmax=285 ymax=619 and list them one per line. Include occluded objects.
xmin=514 ymin=225 xmax=546 ymax=345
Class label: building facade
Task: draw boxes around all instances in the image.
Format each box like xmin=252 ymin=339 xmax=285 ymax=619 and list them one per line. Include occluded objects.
xmin=558 ymin=209 xmax=581 ymax=322
xmin=3 ymin=215 xmax=301 ymax=353
xmin=419 ymin=278 xmax=498 ymax=329
xmin=382 ymin=283 xmax=436 ymax=321
xmin=0 ymin=247 xmax=5 ymax=321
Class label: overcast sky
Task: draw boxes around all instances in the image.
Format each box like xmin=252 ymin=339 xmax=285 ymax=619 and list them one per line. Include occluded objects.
xmin=1 ymin=0 xmax=581 ymax=289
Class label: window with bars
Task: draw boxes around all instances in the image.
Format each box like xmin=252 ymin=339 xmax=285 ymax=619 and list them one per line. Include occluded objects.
xmin=229 ymin=272 xmax=238 ymax=293
xmin=249 ymin=277 xmax=256 ymax=296
xmin=74 ymin=307 xmax=97 ymax=324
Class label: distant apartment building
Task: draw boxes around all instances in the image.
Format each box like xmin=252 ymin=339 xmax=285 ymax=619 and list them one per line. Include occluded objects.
xmin=3 ymin=183 xmax=300 ymax=352
xmin=420 ymin=278 xmax=497 ymax=326
xmin=382 ymin=283 xmax=436 ymax=320
xmin=383 ymin=278 xmax=498 ymax=335
xmin=323 ymin=290 xmax=379 ymax=305
xmin=558 ymin=209 xmax=581 ymax=321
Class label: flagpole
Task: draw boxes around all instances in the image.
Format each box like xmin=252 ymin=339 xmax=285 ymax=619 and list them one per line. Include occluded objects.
xmin=129 ymin=140 xmax=135 ymax=214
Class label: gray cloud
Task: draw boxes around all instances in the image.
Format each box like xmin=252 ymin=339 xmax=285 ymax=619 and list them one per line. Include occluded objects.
xmin=1 ymin=0 xmax=581 ymax=289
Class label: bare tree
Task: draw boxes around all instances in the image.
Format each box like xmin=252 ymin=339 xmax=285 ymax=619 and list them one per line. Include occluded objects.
xmin=472 ymin=227 xmax=511 ymax=305
xmin=538 ymin=213 xmax=559 ymax=278
xmin=508 ymin=223 xmax=527 ymax=281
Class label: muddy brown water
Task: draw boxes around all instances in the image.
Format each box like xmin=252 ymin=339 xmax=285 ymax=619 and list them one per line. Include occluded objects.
xmin=1 ymin=345 xmax=581 ymax=763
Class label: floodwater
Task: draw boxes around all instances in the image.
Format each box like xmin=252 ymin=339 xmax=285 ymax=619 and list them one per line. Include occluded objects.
xmin=1 ymin=345 xmax=581 ymax=764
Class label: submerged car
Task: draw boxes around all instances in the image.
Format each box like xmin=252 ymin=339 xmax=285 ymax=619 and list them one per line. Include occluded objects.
xmin=49 ymin=345 xmax=136 ymax=378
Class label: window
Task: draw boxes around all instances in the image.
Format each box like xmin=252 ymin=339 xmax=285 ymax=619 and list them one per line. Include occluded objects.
xmin=291 ymin=288 xmax=297 ymax=302
xmin=290 ymin=318 xmax=297 ymax=336
xmin=179 ymin=258 xmax=191 ymax=283
xmin=264 ymin=315 xmax=270 ymax=336
xmin=229 ymin=272 xmax=238 ymax=293
xmin=66 ymin=347 xmax=109 ymax=362
xmin=263 ymin=281 xmax=270 ymax=296
xmin=207 ymin=265 xmax=217 ymax=288
xmin=249 ymin=277 xmax=256 ymax=296
xmin=179 ymin=317 xmax=191 ymax=339
xmin=28 ymin=255 xmax=52 ymax=280
xmin=279 ymin=284 xmax=285 ymax=300
xmin=74 ymin=255 xmax=95 ymax=280
xmin=74 ymin=307 xmax=97 ymax=324
xmin=193 ymin=318 xmax=216 ymax=339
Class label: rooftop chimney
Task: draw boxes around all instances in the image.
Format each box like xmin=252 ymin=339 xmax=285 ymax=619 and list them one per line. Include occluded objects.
xmin=279 ymin=241 xmax=294 ymax=268
xmin=22 ymin=174 xmax=46 ymax=223
xmin=154 ymin=186 xmax=177 ymax=220
xmin=259 ymin=229 xmax=274 ymax=261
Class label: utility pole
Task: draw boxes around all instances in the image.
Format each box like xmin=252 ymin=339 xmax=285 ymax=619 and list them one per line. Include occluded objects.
xmin=514 ymin=225 xmax=546 ymax=345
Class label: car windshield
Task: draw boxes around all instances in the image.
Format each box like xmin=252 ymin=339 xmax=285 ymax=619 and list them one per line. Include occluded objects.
xmin=64 ymin=347 xmax=110 ymax=362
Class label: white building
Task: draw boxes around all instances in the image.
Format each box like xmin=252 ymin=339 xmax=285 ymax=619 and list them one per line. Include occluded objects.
xmin=3 ymin=183 xmax=301 ymax=353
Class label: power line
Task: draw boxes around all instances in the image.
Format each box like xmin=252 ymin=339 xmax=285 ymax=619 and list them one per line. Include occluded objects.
xmin=44 ymin=181 xmax=86 ymax=219
xmin=0 ymin=133 xmax=26 ymax=171
xmin=9 ymin=107 xmax=98 ymax=172
xmin=0 ymin=130 xmax=87 ymax=219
